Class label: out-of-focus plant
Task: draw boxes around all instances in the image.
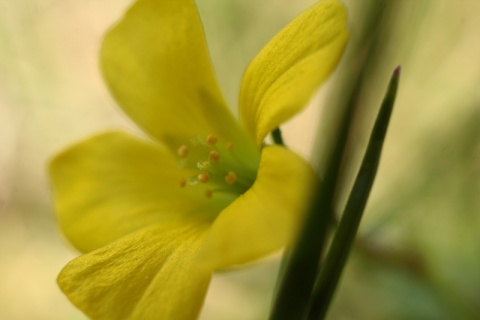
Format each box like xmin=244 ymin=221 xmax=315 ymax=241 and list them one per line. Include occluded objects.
xmin=316 ymin=1 xmax=480 ymax=319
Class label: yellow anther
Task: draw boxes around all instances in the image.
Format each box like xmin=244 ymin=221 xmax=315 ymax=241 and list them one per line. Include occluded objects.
xmin=198 ymin=172 xmax=210 ymax=183
xmin=205 ymin=189 xmax=213 ymax=199
xmin=208 ymin=150 xmax=220 ymax=163
xmin=177 ymin=145 xmax=189 ymax=158
xmin=225 ymin=171 xmax=237 ymax=185
xmin=206 ymin=135 xmax=218 ymax=145
xmin=179 ymin=177 xmax=187 ymax=188
xmin=226 ymin=141 xmax=234 ymax=150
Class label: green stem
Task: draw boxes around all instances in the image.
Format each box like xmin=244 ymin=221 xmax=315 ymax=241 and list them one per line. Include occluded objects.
xmin=269 ymin=2 xmax=388 ymax=318
xmin=269 ymin=65 xmax=360 ymax=320
xmin=306 ymin=67 xmax=401 ymax=320
xmin=271 ymin=127 xmax=285 ymax=145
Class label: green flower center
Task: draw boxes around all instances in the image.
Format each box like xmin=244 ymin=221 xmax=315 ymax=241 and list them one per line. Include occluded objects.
xmin=177 ymin=134 xmax=257 ymax=199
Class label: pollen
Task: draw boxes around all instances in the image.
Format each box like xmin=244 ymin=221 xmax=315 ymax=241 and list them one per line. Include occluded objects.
xmin=179 ymin=177 xmax=187 ymax=188
xmin=225 ymin=171 xmax=237 ymax=185
xmin=226 ymin=141 xmax=234 ymax=150
xmin=206 ymin=135 xmax=218 ymax=145
xmin=198 ymin=172 xmax=210 ymax=183
xmin=208 ymin=150 xmax=220 ymax=163
xmin=177 ymin=145 xmax=189 ymax=158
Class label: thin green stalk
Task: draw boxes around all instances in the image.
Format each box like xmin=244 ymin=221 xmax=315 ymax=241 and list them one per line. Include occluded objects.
xmin=269 ymin=65 xmax=360 ymax=320
xmin=306 ymin=67 xmax=401 ymax=320
xmin=271 ymin=127 xmax=285 ymax=145
xmin=269 ymin=2 xmax=389 ymax=318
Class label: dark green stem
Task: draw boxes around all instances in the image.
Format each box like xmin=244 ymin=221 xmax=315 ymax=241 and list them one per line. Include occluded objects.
xmin=271 ymin=127 xmax=285 ymax=145
xmin=269 ymin=2 xmax=389 ymax=318
xmin=269 ymin=65 xmax=360 ymax=320
xmin=306 ymin=67 xmax=401 ymax=320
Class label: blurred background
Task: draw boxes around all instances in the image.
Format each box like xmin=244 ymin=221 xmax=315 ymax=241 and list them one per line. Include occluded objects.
xmin=0 ymin=0 xmax=479 ymax=319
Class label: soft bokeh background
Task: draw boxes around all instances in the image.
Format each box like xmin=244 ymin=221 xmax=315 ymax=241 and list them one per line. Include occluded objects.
xmin=1 ymin=0 xmax=479 ymax=319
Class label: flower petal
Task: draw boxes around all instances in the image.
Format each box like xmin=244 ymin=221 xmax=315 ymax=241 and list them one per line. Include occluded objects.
xmin=101 ymin=0 xmax=251 ymax=152
xmin=50 ymin=131 xmax=214 ymax=253
xmin=199 ymin=145 xmax=318 ymax=270
xmin=239 ymin=0 xmax=349 ymax=145
xmin=58 ymin=223 xmax=211 ymax=320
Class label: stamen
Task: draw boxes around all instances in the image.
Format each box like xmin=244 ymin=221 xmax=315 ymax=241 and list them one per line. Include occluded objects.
xmin=177 ymin=134 xmax=254 ymax=196
xmin=225 ymin=171 xmax=237 ymax=185
xmin=208 ymin=150 xmax=220 ymax=163
xmin=206 ymin=135 xmax=218 ymax=145
xmin=177 ymin=145 xmax=189 ymax=158
xmin=179 ymin=177 xmax=187 ymax=188
xmin=205 ymin=189 xmax=213 ymax=199
xmin=198 ymin=172 xmax=210 ymax=183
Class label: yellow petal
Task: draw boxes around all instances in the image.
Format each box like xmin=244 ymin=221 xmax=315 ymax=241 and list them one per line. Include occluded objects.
xmin=58 ymin=223 xmax=211 ymax=320
xmin=239 ymin=0 xmax=349 ymax=145
xmin=101 ymin=0 xmax=253 ymax=154
xmin=199 ymin=145 xmax=318 ymax=270
xmin=49 ymin=131 xmax=214 ymax=253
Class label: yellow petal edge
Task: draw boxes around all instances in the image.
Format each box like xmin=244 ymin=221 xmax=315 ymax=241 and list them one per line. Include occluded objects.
xmin=50 ymin=131 xmax=211 ymax=253
xmin=101 ymin=0 xmax=247 ymax=151
xmin=239 ymin=0 xmax=349 ymax=145
xmin=58 ymin=223 xmax=211 ymax=320
xmin=199 ymin=145 xmax=318 ymax=270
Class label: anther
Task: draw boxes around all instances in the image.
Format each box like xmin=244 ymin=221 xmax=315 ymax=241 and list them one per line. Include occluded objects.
xmin=206 ymin=135 xmax=218 ymax=145
xmin=205 ymin=189 xmax=213 ymax=199
xmin=226 ymin=141 xmax=234 ymax=150
xmin=208 ymin=150 xmax=220 ymax=163
xmin=198 ymin=172 xmax=210 ymax=183
xmin=179 ymin=177 xmax=187 ymax=188
xmin=225 ymin=171 xmax=237 ymax=185
xmin=177 ymin=145 xmax=189 ymax=158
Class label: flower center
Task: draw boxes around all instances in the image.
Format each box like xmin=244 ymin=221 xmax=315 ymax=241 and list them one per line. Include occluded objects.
xmin=177 ymin=134 xmax=257 ymax=199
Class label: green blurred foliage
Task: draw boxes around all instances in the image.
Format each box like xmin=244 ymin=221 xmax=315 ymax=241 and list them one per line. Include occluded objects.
xmin=324 ymin=1 xmax=480 ymax=319
xmin=0 ymin=0 xmax=478 ymax=319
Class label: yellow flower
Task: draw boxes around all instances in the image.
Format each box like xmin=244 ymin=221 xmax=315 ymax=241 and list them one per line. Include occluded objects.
xmin=50 ymin=0 xmax=348 ymax=319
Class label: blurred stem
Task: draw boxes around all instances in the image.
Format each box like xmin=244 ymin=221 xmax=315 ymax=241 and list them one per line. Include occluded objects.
xmin=269 ymin=120 xmax=351 ymax=319
xmin=269 ymin=52 xmax=369 ymax=319
xmin=271 ymin=127 xmax=285 ymax=145
xmin=269 ymin=2 xmax=389 ymax=319
xmin=306 ymin=67 xmax=400 ymax=320
xmin=269 ymin=59 xmax=364 ymax=318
